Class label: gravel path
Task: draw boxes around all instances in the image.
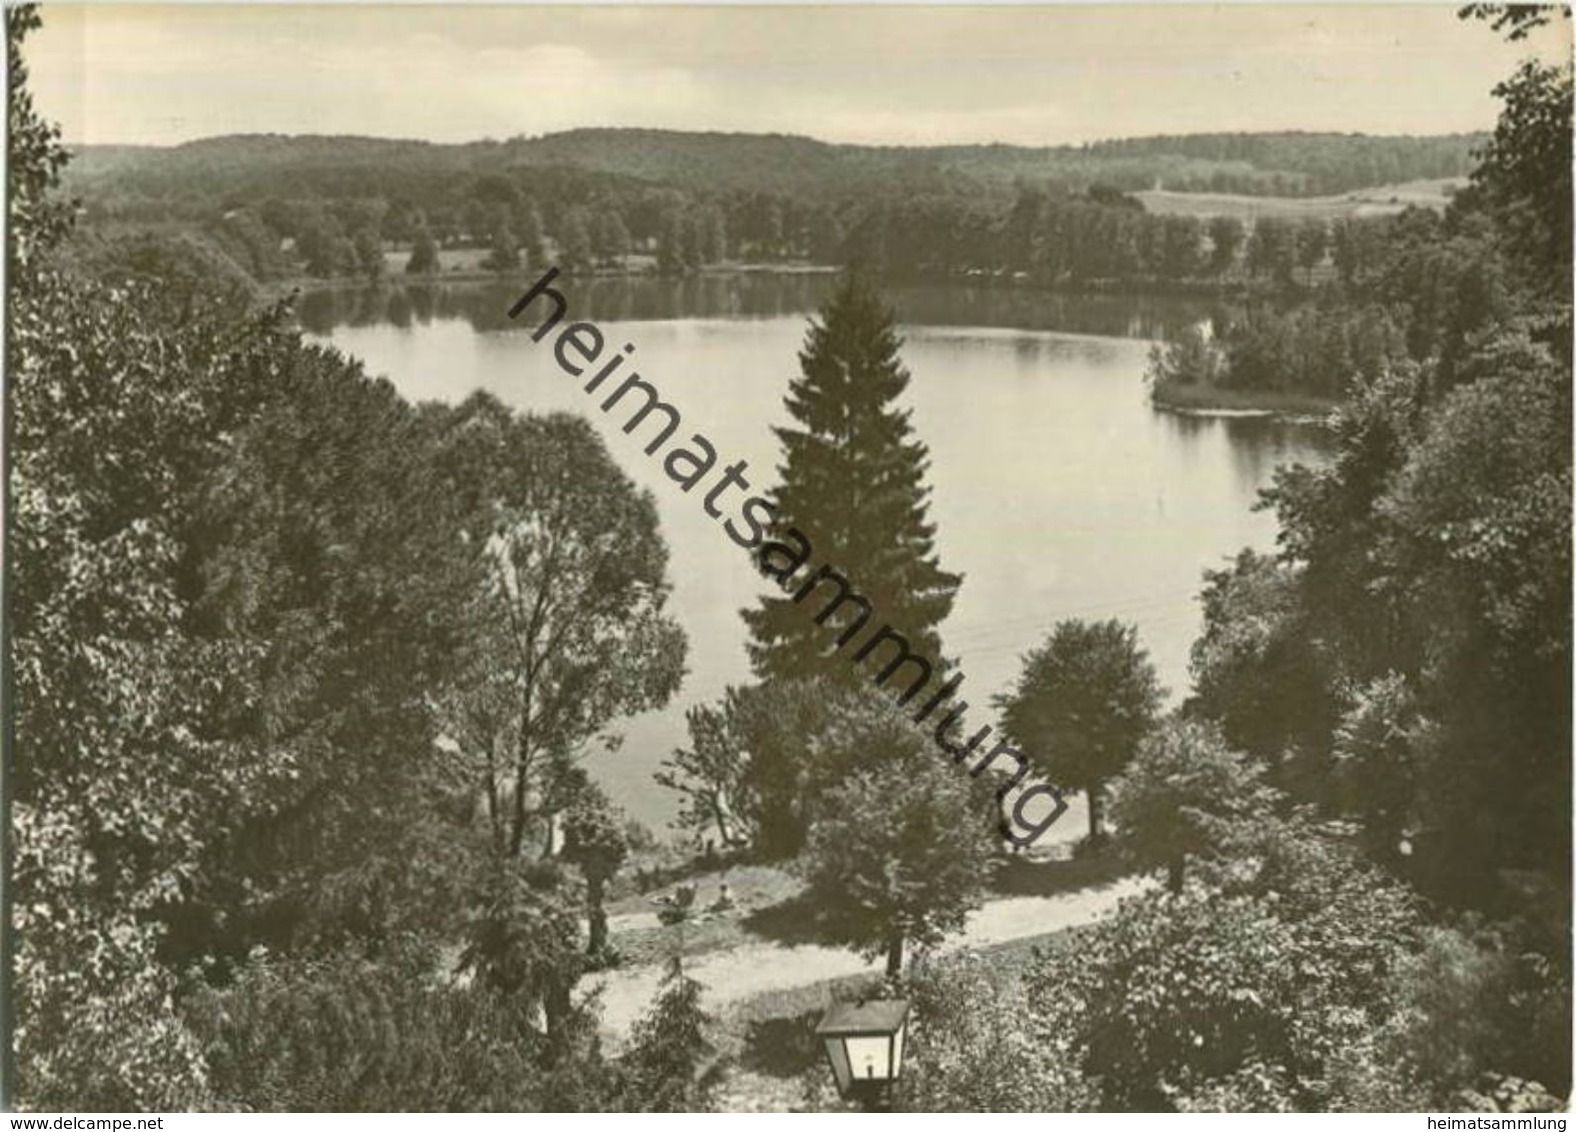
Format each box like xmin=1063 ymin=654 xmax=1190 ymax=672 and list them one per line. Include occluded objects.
xmin=593 ymin=873 xmax=1152 ymax=1041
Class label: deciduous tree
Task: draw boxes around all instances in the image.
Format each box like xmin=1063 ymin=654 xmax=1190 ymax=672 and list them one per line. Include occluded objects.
xmin=406 ymin=225 xmax=439 ymax=274
xmin=995 ymin=619 xmax=1163 ymax=842
xmin=1108 ymin=718 xmax=1277 ymax=893
xmin=800 ymin=717 xmax=995 ymax=978
xmin=560 ymin=777 xmax=630 ymax=958
xmin=435 ymin=398 xmax=687 ymax=859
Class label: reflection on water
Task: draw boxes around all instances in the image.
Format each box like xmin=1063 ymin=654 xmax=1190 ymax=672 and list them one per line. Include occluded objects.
xmin=296 ymin=274 xmax=1225 ymax=341
xmin=1154 ymin=409 xmax=1333 ymax=505
xmin=304 ymin=280 xmax=1329 ymax=830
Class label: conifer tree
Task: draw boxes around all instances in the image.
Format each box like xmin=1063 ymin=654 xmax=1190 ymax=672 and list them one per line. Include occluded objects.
xmin=743 ymin=273 xmax=961 ymax=688
xmin=617 ymin=958 xmax=722 ymax=1111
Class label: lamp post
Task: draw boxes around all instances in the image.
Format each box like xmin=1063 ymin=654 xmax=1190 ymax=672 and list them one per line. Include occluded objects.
xmin=815 ymin=998 xmax=910 ymax=1111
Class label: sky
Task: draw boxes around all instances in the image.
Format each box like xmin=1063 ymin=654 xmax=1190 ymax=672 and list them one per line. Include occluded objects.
xmin=22 ymin=3 xmax=1573 ymax=149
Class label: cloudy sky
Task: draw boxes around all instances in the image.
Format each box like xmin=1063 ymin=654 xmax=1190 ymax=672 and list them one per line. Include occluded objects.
xmin=24 ymin=3 xmax=1571 ymax=148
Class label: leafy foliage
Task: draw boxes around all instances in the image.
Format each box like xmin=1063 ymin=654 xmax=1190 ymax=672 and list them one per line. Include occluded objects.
xmin=798 ymin=702 xmax=996 ymax=977
xmin=898 ymin=953 xmax=1097 ymax=1112
xmin=7 ymin=4 xmax=71 ymax=276
xmin=405 ymin=226 xmax=439 ymax=274
xmin=434 ymin=396 xmax=687 ymax=859
xmin=457 ymin=857 xmax=587 ymax=1049
xmin=1383 ymin=921 xmax=1571 ymax=1104
xmin=1461 ymin=55 xmax=1573 ymax=296
xmin=1330 ymin=672 xmax=1423 ymax=862
xmin=1187 ymin=550 xmax=1333 ymax=763
xmin=7 ymin=7 xmax=687 ymax=1108
xmin=1024 ymin=820 xmax=1421 ymax=1110
xmin=1185 ymin=170 xmax=1570 ymax=906
xmin=657 ymin=699 xmax=755 ymax=850
xmin=560 ymin=777 xmax=630 ymax=958
xmin=9 ymin=8 xmax=306 ymax=1104
xmin=995 ymin=619 xmax=1164 ymax=841
xmin=1108 ymin=718 xmax=1278 ymax=892
xmin=185 ymin=943 xmax=569 ymax=1111
xmin=659 ymin=676 xmax=885 ymax=858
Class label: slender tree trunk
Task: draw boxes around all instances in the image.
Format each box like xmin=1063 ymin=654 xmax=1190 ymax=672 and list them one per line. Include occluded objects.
xmin=1167 ymin=856 xmax=1185 ymax=895
xmin=884 ymin=934 xmax=904 ymax=981
xmin=509 ymin=767 xmax=526 ymax=856
xmin=587 ymin=874 xmax=608 ymax=955
xmin=544 ymin=980 xmax=572 ymax=1059
xmin=711 ymin=797 xmax=735 ymax=849
xmin=509 ymin=708 xmax=532 ymax=857
xmin=1086 ymin=784 xmax=1104 ymax=843
xmin=485 ymin=739 xmax=502 ymax=852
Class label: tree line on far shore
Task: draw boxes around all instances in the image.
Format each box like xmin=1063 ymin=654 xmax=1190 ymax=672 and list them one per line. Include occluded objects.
xmin=56 ymin=114 xmax=1482 ymax=293
xmin=1148 ymin=50 xmax=1571 ymax=406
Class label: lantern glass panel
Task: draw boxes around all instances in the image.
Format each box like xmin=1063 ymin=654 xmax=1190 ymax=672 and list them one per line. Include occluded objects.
xmin=844 ymin=1034 xmax=893 ymax=1082
xmin=825 ymin=1036 xmax=853 ymax=1093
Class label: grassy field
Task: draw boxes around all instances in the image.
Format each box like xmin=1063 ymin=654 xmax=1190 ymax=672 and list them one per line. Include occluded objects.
xmin=608 ymin=862 xmax=806 ymax=966
xmin=1137 ymin=177 xmax=1462 ymax=220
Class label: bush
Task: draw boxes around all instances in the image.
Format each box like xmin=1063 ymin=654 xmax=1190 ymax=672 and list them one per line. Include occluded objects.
xmin=1382 ymin=921 xmax=1570 ymax=1103
xmin=897 ymin=953 xmax=1096 ymax=1112
xmin=183 ymin=942 xmax=565 ymax=1110
xmin=1022 ymin=822 xmax=1422 ymax=1111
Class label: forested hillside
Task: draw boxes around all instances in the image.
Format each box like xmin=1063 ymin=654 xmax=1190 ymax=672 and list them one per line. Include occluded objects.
xmin=57 ymin=125 xmax=1481 ymax=290
xmin=68 ymin=127 xmax=1483 ymax=203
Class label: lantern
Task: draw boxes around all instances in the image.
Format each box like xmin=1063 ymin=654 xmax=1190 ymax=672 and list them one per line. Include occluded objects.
xmin=815 ymin=998 xmax=910 ymax=1105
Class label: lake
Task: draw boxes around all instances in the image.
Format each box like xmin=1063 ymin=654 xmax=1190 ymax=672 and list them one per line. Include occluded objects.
xmin=301 ymin=275 xmax=1331 ymax=834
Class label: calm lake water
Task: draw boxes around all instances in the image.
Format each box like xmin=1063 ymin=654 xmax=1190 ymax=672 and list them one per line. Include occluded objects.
xmin=301 ymin=275 xmax=1331 ymax=833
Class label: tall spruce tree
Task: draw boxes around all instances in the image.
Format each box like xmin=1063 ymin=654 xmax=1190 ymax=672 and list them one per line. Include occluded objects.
xmin=743 ymin=273 xmax=961 ymax=689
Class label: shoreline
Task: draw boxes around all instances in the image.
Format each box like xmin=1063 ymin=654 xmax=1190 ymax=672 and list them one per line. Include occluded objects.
xmin=262 ymin=261 xmax=1255 ymax=305
xmin=1148 ymin=379 xmax=1338 ymax=424
xmin=261 ymin=261 xmax=842 ymax=300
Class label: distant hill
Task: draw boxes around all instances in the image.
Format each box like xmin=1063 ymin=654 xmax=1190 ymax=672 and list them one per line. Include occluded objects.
xmin=66 ymin=126 xmax=1486 ymax=204
xmin=59 ymin=127 xmax=1482 ymax=291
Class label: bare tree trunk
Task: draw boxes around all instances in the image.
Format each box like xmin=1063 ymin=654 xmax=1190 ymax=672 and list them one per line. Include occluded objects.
xmin=587 ymin=874 xmax=608 ymax=955
xmin=710 ymin=797 xmax=733 ymax=849
xmin=884 ymin=934 xmax=904 ymax=981
xmin=485 ymin=740 xmax=501 ymax=852
xmin=544 ymin=980 xmax=572 ymax=1059
xmin=1167 ymin=856 xmax=1185 ymax=895
xmin=1086 ymin=784 xmax=1104 ymax=843
xmin=509 ymin=700 xmax=533 ymax=857
xmin=509 ymin=752 xmax=528 ymax=857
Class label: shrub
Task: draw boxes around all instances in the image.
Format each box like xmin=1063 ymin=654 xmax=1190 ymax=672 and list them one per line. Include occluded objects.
xmin=616 ymin=959 xmax=724 ymax=1112
xmin=1023 ymin=823 xmax=1422 ymax=1111
xmin=897 ymin=953 xmax=1096 ymax=1112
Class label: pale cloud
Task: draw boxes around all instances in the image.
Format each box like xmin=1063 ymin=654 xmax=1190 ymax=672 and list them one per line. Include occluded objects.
xmin=816 ymin=104 xmax=1077 ymax=147
xmin=22 ymin=3 xmax=1573 ymax=148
